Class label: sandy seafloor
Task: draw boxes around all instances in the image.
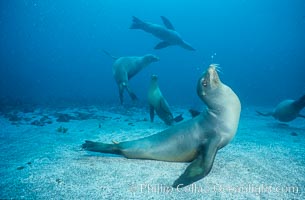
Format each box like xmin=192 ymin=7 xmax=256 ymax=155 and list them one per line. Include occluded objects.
xmin=0 ymin=104 xmax=304 ymax=200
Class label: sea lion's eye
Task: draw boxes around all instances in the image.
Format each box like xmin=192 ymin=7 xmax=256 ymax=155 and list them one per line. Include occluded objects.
xmin=202 ymin=79 xmax=207 ymax=87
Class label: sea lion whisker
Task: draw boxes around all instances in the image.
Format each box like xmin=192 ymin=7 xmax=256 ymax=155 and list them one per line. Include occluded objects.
xmin=210 ymin=63 xmax=222 ymax=73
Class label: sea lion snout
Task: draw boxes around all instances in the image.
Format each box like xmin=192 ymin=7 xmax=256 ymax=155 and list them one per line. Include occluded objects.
xmin=144 ymin=54 xmax=160 ymax=63
xmin=207 ymin=64 xmax=220 ymax=85
xmin=151 ymin=74 xmax=158 ymax=80
xmin=197 ymin=64 xmax=221 ymax=98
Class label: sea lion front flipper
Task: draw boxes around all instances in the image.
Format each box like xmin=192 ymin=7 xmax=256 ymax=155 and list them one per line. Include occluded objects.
xmin=118 ymin=82 xmax=137 ymax=104
xmin=174 ymin=114 xmax=183 ymax=122
xmin=150 ymin=105 xmax=155 ymax=122
xmin=128 ymin=92 xmax=138 ymax=101
xmin=118 ymin=84 xmax=125 ymax=104
xmin=160 ymin=16 xmax=175 ymax=30
xmin=172 ymin=138 xmax=219 ymax=188
xmin=155 ymin=41 xmax=170 ymax=49
xmin=103 ymin=49 xmax=118 ymax=60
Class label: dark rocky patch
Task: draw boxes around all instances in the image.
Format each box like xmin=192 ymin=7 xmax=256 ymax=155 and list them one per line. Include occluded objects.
xmin=6 ymin=113 xmax=22 ymax=122
xmin=56 ymin=113 xmax=74 ymax=122
xmin=31 ymin=116 xmax=53 ymax=126
xmin=40 ymin=116 xmax=52 ymax=124
xmin=31 ymin=120 xmax=45 ymax=126
xmin=290 ymin=132 xmax=298 ymax=136
xmin=17 ymin=166 xmax=25 ymax=170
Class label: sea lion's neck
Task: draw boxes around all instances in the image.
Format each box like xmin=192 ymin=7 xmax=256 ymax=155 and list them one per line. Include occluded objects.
xmin=149 ymin=81 xmax=158 ymax=90
xmin=127 ymin=57 xmax=148 ymax=75
xmin=203 ymin=84 xmax=241 ymax=141
xmin=203 ymin=85 xmax=226 ymax=111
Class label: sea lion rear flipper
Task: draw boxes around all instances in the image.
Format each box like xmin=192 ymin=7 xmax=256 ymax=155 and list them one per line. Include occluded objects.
xmin=180 ymin=41 xmax=196 ymax=51
xmin=256 ymin=110 xmax=273 ymax=117
xmin=82 ymin=140 xmax=121 ymax=155
xmin=130 ymin=16 xmax=145 ymax=29
xmin=155 ymin=41 xmax=170 ymax=49
xmin=118 ymin=84 xmax=125 ymax=104
xmin=174 ymin=114 xmax=183 ymax=122
xmin=150 ymin=105 xmax=155 ymax=122
xmin=160 ymin=16 xmax=175 ymax=30
xmin=172 ymin=138 xmax=219 ymax=188
xmin=189 ymin=109 xmax=201 ymax=118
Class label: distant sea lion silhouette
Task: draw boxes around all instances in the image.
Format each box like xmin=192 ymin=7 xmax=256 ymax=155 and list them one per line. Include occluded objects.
xmin=148 ymin=75 xmax=183 ymax=125
xmin=130 ymin=16 xmax=195 ymax=51
xmin=256 ymin=94 xmax=305 ymax=122
xmin=82 ymin=64 xmax=241 ymax=187
xmin=103 ymin=50 xmax=159 ymax=104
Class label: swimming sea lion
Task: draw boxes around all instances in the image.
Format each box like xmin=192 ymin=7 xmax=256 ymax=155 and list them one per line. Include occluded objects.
xmin=104 ymin=50 xmax=159 ymax=104
xmin=82 ymin=64 xmax=241 ymax=187
xmin=256 ymin=94 xmax=305 ymax=122
xmin=148 ymin=75 xmax=183 ymax=125
xmin=130 ymin=16 xmax=195 ymax=51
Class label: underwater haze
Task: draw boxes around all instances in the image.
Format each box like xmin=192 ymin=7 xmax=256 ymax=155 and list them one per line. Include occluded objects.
xmin=0 ymin=0 xmax=304 ymax=106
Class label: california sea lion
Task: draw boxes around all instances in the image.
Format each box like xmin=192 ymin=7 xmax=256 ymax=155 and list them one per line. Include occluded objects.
xmin=256 ymin=94 xmax=305 ymax=122
xmin=148 ymin=75 xmax=183 ymax=125
xmin=130 ymin=16 xmax=195 ymax=51
xmin=82 ymin=64 xmax=241 ymax=187
xmin=104 ymin=51 xmax=159 ymax=104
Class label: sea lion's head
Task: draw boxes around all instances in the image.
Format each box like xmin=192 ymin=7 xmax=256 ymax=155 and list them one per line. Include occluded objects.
xmin=197 ymin=64 xmax=222 ymax=102
xmin=150 ymin=74 xmax=159 ymax=88
xmin=151 ymin=74 xmax=158 ymax=81
xmin=143 ymin=54 xmax=160 ymax=63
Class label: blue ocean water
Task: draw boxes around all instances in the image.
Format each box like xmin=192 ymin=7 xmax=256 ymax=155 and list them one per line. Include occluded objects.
xmin=0 ymin=1 xmax=305 ymax=199
xmin=0 ymin=0 xmax=304 ymax=106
